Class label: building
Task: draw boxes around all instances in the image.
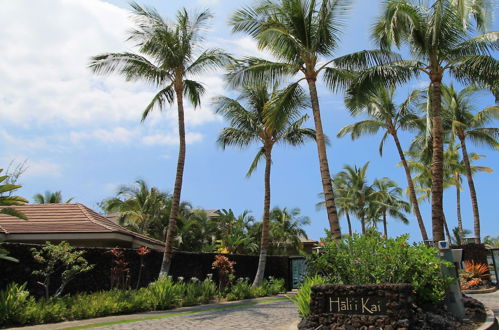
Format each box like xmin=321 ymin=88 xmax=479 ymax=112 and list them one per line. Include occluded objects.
xmin=0 ymin=203 xmax=165 ymax=250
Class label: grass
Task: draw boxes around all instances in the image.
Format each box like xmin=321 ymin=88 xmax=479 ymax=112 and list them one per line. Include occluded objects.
xmin=63 ymin=297 xmax=287 ymax=329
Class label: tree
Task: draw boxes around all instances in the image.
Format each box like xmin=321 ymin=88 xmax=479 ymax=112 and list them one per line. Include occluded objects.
xmin=229 ymin=0 xmax=399 ymax=239
xmin=351 ymin=0 xmax=498 ymax=241
xmin=215 ymin=82 xmax=315 ymax=286
xmin=33 ymin=191 xmax=74 ymax=204
xmin=371 ymin=177 xmax=410 ymax=238
xmin=338 ymin=87 xmax=429 ymax=241
xmin=442 ymin=84 xmax=499 ymax=242
xmin=0 ymin=239 xmax=18 ymax=263
xmin=31 ymin=241 xmax=94 ymax=298
xmin=90 ymin=4 xmax=232 ymax=276
xmin=215 ymin=209 xmax=258 ymax=254
xmin=267 ymin=207 xmax=310 ymax=255
xmin=335 ymin=163 xmax=375 ymax=234
xmin=445 ymin=140 xmax=492 ymax=239
xmin=0 ymin=169 xmax=27 ymax=220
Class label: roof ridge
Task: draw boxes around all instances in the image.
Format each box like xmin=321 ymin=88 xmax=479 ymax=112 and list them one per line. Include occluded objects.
xmin=0 ymin=223 xmax=8 ymax=234
xmin=77 ymin=203 xmax=115 ymax=232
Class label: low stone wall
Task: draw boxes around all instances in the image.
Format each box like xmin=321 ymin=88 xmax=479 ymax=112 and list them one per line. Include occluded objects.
xmin=299 ymin=284 xmax=414 ymax=330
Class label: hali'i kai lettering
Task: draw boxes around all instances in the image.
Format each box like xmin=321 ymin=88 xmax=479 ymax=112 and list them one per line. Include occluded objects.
xmin=328 ymin=296 xmax=384 ymax=315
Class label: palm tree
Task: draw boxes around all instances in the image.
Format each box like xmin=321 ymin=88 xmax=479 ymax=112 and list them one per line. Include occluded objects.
xmin=442 ymin=84 xmax=499 ymax=242
xmin=267 ymin=207 xmax=310 ymax=255
xmin=335 ymin=163 xmax=374 ymax=234
xmin=351 ymin=0 xmax=498 ymax=241
xmin=228 ymin=0 xmax=400 ymax=240
xmin=215 ymin=209 xmax=259 ymax=254
xmin=100 ymin=180 xmax=169 ymax=236
xmin=445 ymin=140 xmax=493 ymax=239
xmin=33 ymin=191 xmax=74 ymax=204
xmin=0 ymin=169 xmax=27 ymax=220
xmin=330 ymin=175 xmax=356 ymax=236
xmin=215 ymin=82 xmax=315 ymax=286
xmin=89 ymin=4 xmax=232 ymax=276
xmin=338 ymin=87 xmax=429 ymax=241
xmin=372 ymin=177 xmax=410 ymax=238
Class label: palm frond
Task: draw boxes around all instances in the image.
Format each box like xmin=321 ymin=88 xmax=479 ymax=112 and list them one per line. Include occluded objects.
xmin=141 ymin=84 xmax=174 ymax=121
xmin=183 ymin=80 xmax=205 ymax=108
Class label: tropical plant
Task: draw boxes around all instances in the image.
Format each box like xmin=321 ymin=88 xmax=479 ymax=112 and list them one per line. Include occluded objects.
xmin=0 ymin=240 xmax=18 ymax=263
xmin=0 ymin=169 xmax=28 ymax=220
xmin=371 ymin=177 xmax=410 ymax=238
xmin=288 ymin=275 xmax=327 ymax=318
xmin=33 ymin=191 xmax=74 ymax=204
xmin=31 ymin=241 xmax=94 ymax=298
xmin=212 ymin=254 xmax=236 ymax=292
xmin=90 ymin=3 xmax=232 ymax=276
xmin=334 ymin=163 xmax=375 ymax=234
xmin=100 ymin=180 xmax=170 ymax=236
xmin=442 ymin=84 xmax=498 ymax=242
xmin=310 ymin=232 xmax=453 ymax=305
xmin=452 ymin=227 xmax=471 ymax=245
xmin=215 ymin=82 xmax=315 ymax=286
xmin=215 ymin=209 xmax=258 ymax=254
xmin=228 ymin=0 xmax=400 ymax=239
xmin=338 ymin=87 xmax=429 ymax=241
xmin=484 ymin=235 xmax=499 ymax=249
xmin=351 ymin=0 xmax=498 ymax=241
xmin=267 ymin=207 xmax=310 ymax=255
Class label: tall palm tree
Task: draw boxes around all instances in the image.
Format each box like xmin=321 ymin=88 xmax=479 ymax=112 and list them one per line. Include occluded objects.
xmin=351 ymin=0 xmax=498 ymax=241
xmin=215 ymin=209 xmax=258 ymax=254
xmin=89 ymin=4 xmax=232 ymax=276
xmin=442 ymin=84 xmax=498 ymax=242
xmin=215 ymin=82 xmax=315 ymax=286
xmin=0 ymin=169 xmax=27 ymax=220
xmin=331 ymin=175 xmax=356 ymax=236
xmin=229 ymin=0 xmax=400 ymax=240
xmin=338 ymin=87 xmax=429 ymax=241
xmin=33 ymin=191 xmax=74 ymax=204
xmin=372 ymin=177 xmax=410 ymax=238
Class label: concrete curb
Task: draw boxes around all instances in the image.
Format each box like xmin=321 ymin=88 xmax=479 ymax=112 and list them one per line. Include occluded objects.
xmin=463 ymin=287 xmax=498 ymax=294
xmin=475 ymin=308 xmax=498 ymax=330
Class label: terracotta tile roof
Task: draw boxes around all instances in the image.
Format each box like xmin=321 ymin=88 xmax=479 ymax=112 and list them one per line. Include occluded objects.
xmin=0 ymin=203 xmax=164 ymax=247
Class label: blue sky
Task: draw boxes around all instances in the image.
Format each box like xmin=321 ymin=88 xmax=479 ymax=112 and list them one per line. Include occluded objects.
xmin=0 ymin=0 xmax=497 ymax=242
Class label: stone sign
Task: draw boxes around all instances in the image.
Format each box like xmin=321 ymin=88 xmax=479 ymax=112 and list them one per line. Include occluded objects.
xmin=299 ymin=284 xmax=414 ymax=330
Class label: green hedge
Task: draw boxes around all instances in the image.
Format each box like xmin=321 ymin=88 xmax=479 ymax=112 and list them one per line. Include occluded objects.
xmin=0 ymin=276 xmax=286 ymax=327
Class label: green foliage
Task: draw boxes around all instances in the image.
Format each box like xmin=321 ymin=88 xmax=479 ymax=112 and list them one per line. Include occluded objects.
xmin=0 ymin=240 xmax=18 ymax=263
xmin=0 ymin=274 xmax=286 ymax=327
xmin=288 ymin=275 xmax=327 ymax=318
xmin=147 ymin=276 xmax=181 ymax=310
xmin=31 ymin=241 xmax=94 ymax=298
xmin=310 ymin=233 xmax=453 ymax=305
xmin=32 ymin=190 xmax=74 ymax=204
xmin=0 ymin=168 xmax=28 ymax=220
xmin=484 ymin=235 xmax=499 ymax=248
xmin=0 ymin=282 xmax=30 ymax=325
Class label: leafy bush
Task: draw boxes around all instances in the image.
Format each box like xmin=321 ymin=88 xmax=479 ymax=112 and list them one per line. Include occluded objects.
xmin=0 ymin=282 xmax=30 ymax=325
xmin=288 ymin=275 xmax=327 ymax=318
xmin=309 ymin=233 xmax=453 ymax=305
xmin=0 ymin=275 xmax=285 ymax=327
xmin=261 ymin=277 xmax=285 ymax=295
xmin=226 ymin=278 xmax=253 ymax=301
xmin=147 ymin=276 xmax=180 ymax=310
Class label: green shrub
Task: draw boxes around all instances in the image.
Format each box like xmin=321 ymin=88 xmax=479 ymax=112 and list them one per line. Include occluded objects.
xmin=309 ymin=232 xmax=453 ymax=305
xmin=288 ymin=275 xmax=327 ymax=318
xmin=199 ymin=275 xmax=217 ymax=304
xmin=147 ymin=276 xmax=180 ymax=310
xmin=226 ymin=278 xmax=253 ymax=300
xmin=0 ymin=282 xmax=30 ymax=325
xmin=261 ymin=277 xmax=285 ymax=295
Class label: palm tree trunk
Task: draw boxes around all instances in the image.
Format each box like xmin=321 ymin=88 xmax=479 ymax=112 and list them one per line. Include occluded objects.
xmin=252 ymin=146 xmax=272 ymax=287
xmin=159 ymin=83 xmax=186 ymax=277
xmin=443 ymin=212 xmax=451 ymax=242
xmin=459 ymin=136 xmax=481 ymax=243
xmin=430 ymin=76 xmax=445 ymax=242
xmin=346 ymin=211 xmax=352 ymax=236
xmin=455 ymin=173 xmax=464 ymax=239
xmin=306 ymin=77 xmax=341 ymax=240
xmin=383 ymin=211 xmax=388 ymax=238
xmin=360 ymin=215 xmax=366 ymax=234
xmin=391 ymin=131 xmax=429 ymax=241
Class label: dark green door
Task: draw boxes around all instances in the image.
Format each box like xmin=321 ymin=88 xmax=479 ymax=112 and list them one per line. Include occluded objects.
xmin=291 ymin=257 xmax=307 ymax=289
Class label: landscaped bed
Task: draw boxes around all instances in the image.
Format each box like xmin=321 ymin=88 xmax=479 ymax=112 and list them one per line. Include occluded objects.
xmin=289 ymin=232 xmax=490 ymax=329
xmin=0 ymin=276 xmax=286 ymax=327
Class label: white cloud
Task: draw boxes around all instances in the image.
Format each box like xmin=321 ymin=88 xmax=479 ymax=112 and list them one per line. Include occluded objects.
xmin=70 ymin=127 xmax=139 ymax=144
xmin=142 ymin=132 xmax=203 ymax=146
xmin=25 ymin=160 xmax=62 ymax=178
xmin=0 ymin=0 xmax=220 ymax=132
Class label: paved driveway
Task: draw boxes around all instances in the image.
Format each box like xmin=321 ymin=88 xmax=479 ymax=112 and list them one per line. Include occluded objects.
xmin=101 ymin=299 xmax=298 ymax=330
